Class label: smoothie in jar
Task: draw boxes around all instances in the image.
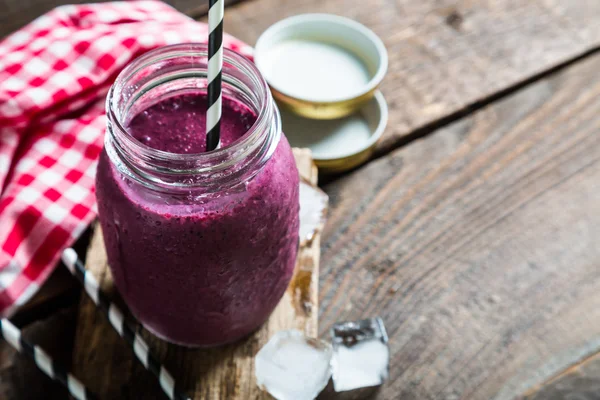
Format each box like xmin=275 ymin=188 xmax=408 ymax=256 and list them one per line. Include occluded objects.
xmin=96 ymin=45 xmax=300 ymax=347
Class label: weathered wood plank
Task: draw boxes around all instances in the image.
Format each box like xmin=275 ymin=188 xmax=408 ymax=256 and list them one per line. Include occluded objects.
xmin=72 ymin=149 xmax=320 ymax=400
xmin=220 ymin=0 xmax=600 ymax=154
xmin=0 ymin=0 xmax=238 ymax=38
xmin=317 ymin=54 xmax=600 ymax=399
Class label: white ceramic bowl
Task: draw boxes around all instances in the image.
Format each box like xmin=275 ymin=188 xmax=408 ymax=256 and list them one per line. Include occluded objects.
xmin=255 ymin=14 xmax=388 ymax=119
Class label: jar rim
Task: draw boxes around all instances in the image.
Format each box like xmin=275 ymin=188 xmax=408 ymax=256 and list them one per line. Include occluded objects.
xmin=105 ymin=43 xmax=281 ymax=193
xmin=107 ymin=43 xmax=271 ymax=165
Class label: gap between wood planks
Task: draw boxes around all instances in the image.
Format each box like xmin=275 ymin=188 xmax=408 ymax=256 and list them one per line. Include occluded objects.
xmin=367 ymin=44 xmax=600 ymax=169
xmin=318 ymin=43 xmax=600 ymax=186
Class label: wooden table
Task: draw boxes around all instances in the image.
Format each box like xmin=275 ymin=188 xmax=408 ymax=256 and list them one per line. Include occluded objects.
xmin=3 ymin=0 xmax=600 ymax=399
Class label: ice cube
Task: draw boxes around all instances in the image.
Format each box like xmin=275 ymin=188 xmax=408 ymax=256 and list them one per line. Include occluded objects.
xmin=255 ymin=330 xmax=332 ymax=400
xmin=331 ymin=317 xmax=389 ymax=392
xmin=299 ymin=180 xmax=328 ymax=245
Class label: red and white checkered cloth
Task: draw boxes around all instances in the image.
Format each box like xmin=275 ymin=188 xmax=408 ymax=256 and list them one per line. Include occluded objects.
xmin=0 ymin=0 xmax=252 ymax=316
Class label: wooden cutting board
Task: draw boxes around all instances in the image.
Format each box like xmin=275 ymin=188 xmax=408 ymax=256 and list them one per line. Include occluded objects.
xmin=72 ymin=149 xmax=320 ymax=400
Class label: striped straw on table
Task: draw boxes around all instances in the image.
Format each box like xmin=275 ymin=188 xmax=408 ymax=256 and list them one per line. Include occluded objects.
xmin=206 ymin=0 xmax=224 ymax=151
xmin=61 ymin=248 xmax=189 ymax=400
xmin=0 ymin=318 xmax=96 ymax=400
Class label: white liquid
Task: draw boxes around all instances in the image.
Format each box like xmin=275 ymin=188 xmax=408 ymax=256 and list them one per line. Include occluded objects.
xmin=260 ymin=39 xmax=371 ymax=101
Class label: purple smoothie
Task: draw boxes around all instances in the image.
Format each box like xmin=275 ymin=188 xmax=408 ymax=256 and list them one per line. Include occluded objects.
xmin=96 ymin=93 xmax=299 ymax=346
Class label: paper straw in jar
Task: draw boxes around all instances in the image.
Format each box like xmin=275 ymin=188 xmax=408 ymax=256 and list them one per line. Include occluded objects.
xmin=206 ymin=0 xmax=224 ymax=151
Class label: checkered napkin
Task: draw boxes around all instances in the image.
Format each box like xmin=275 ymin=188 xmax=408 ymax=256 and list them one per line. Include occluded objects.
xmin=0 ymin=1 xmax=252 ymax=316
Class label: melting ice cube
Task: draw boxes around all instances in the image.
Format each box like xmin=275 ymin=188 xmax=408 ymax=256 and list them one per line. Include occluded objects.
xmin=255 ymin=330 xmax=332 ymax=400
xmin=331 ymin=317 xmax=389 ymax=392
xmin=299 ymin=180 xmax=328 ymax=245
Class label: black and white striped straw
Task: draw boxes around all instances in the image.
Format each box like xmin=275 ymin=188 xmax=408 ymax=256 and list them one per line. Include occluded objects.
xmin=61 ymin=248 xmax=189 ymax=400
xmin=206 ymin=0 xmax=224 ymax=151
xmin=0 ymin=318 xmax=96 ymax=400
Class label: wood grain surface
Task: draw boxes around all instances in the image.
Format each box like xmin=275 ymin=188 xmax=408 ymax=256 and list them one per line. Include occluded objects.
xmin=317 ymin=53 xmax=600 ymax=399
xmin=220 ymin=0 xmax=600 ymax=154
xmin=0 ymin=0 xmax=237 ymax=37
xmin=72 ymin=149 xmax=320 ymax=400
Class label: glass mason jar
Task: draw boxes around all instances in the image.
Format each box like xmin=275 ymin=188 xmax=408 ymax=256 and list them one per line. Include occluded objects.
xmin=97 ymin=44 xmax=300 ymax=347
